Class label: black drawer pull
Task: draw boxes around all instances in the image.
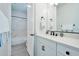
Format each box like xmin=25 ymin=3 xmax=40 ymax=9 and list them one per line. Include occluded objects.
xmin=66 ymin=51 xmax=70 ymax=55
xmin=30 ymin=34 xmax=34 ymax=36
xmin=42 ymin=46 xmax=45 ymax=51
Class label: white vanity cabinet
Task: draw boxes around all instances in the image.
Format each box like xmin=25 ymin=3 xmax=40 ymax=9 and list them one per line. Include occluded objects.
xmin=35 ymin=36 xmax=56 ymax=56
xmin=35 ymin=36 xmax=79 ymax=56
xmin=57 ymin=43 xmax=79 ymax=56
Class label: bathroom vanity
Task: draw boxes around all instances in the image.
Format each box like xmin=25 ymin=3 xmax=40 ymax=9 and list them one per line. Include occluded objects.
xmin=35 ymin=34 xmax=79 ymax=56
xmin=34 ymin=3 xmax=79 ymax=56
xmin=35 ymin=35 xmax=56 ymax=56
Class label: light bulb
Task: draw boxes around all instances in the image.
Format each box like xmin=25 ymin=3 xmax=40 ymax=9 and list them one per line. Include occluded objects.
xmin=49 ymin=2 xmax=54 ymax=6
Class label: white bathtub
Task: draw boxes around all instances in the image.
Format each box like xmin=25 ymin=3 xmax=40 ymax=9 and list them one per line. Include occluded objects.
xmin=12 ymin=36 xmax=27 ymax=45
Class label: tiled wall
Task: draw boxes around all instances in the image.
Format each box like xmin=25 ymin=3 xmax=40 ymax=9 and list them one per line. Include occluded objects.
xmin=11 ymin=4 xmax=27 ymax=37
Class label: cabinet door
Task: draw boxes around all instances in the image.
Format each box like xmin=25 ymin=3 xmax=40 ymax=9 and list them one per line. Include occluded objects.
xmin=35 ymin=36 xmax=56 ymax=56
xmin=57 ymin=43 xmax=79 ymax=56
xmin=57 ymin=52 xmax=65 ymax=56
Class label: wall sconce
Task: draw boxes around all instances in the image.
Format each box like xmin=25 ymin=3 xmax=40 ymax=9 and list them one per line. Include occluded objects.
xmin=27 ymin=4 xmax=31 ymax=8
xmin=49 ymin=2 xmax=58 ymax=6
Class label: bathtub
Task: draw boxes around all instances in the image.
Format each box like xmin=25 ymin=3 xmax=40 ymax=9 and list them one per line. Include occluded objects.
xmin=12 ymin=36 xmax=27 ymax=45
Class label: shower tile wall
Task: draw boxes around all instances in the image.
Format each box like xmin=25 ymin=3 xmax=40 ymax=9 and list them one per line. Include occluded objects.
xmin=12 ymin=16 xmax=27 ymax=37
xmin=11 ymin=43 xmax=29 ymax=56
xmin=11 ymin=4 xmax=27 ymax=37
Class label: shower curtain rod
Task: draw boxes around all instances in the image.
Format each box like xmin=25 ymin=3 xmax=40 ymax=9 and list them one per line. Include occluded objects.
xmin=12 ymin=16 xmax=27 ymax=20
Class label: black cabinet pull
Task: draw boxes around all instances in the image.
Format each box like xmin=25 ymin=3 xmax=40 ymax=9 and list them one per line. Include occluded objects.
xmin=42 ymin=45 xmax=45 ymax=51
xmin=30 ymin=34 xmax=34 ymax=36
xmin=66 ymin=51 xmax=70 ymax=55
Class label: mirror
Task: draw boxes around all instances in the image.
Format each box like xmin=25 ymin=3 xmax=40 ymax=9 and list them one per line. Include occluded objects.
xmin=35 ymin=3 xmax=79 ymax=35
xmin=56 ymin=3 xmax=79 ymax=33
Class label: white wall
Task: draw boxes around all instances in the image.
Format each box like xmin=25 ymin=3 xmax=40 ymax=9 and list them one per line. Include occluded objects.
xmin=35 ymin=3 xmax=56 ymax=36
xmin=0 ymin=3 xmax=11 ymax=19
xmin=0 ymin=3 xmax=11 ymax=56
xmin=47 ymin=4 xmax=56 ymax=31
xmin=35 ymin=3 xmax=48 ymax=35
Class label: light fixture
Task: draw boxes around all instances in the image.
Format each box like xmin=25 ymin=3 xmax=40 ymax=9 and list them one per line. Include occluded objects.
xmin=49 ymin=2 xmax=54 ymax=6
xmin=49 ymin=2 xmax=58 ymax=6
xmin=27 ymin=4 xmax=31 ymax=8
xmin=54 ymin=2 xmax=58 ymax=5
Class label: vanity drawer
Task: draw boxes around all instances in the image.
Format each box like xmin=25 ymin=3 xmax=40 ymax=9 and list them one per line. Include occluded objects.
xmin=38 ymin=42 xmax=56 ymax=56
xmin=37 ymin=36 xmax=56 ymax=49
xmin=57 ymin=43 xmax=79 ymax=56
xmin=57 ymin=52 xmax=65 ymax=56
xmin=35 ymin=36 xmax=56 ymax=56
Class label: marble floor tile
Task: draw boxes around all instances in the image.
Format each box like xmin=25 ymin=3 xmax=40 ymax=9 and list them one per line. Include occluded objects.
xmin=11 ymin=43 xmax=29 ymax=56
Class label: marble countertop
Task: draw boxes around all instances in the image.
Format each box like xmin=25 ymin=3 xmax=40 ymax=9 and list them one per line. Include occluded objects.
xmin=36 ymin=33 xmax=79 ymax=49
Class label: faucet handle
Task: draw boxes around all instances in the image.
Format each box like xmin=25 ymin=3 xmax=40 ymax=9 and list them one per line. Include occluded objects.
xmin=50 ymin=31 xmax=53 ymax=35
xmin=50 ymin=31 xmax=55 ymax=36
xmin=46 ymin=30 xmax=50 ymax=34
xmin=60 ymin=32 xmax=64 ymax=37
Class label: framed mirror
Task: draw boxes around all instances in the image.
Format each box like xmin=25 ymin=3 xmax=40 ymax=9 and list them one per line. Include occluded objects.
xmin=56 ymin=3 xmax=79 ymax=34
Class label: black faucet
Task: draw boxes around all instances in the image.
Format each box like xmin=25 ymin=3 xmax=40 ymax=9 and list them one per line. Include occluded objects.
xmin=50 ymin=31 xmax=55 ymax=36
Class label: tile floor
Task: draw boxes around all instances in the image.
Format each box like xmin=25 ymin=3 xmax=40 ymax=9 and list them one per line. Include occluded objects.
xmin=11 ymin=42 xmax=29 ymax=56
